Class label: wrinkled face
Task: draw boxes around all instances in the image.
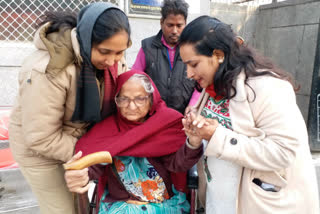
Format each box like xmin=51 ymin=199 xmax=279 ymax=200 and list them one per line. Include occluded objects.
xmin=91 ymin=30 xmax=129 ymax=70
xmin=180 ymin=43 xmax=222 ymax=89
xmin=117 ymin=79 xmax=152 ymax=122
xmin=160 ymin=14 xmax=186 ymax=47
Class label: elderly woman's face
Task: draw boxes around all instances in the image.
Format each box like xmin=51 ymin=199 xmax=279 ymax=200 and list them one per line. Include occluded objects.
xmin=117 ymin=79 xmax=151 ymax=122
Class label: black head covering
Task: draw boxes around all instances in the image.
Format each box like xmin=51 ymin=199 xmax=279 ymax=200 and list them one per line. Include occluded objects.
xmin=71 ymin=2 xmax=125 ymax=122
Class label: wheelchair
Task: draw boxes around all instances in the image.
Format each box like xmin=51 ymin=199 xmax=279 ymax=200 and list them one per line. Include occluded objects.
xmin=75 ymin=164 xmax=201 ymax=214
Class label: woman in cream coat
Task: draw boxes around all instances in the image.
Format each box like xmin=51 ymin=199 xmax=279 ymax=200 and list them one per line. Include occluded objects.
xmin=179 ymin=16 xmax=319 ymax=214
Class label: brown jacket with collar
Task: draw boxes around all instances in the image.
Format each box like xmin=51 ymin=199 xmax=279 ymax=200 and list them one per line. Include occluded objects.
xmin=9 ymin=24 xmax=127 ymax=166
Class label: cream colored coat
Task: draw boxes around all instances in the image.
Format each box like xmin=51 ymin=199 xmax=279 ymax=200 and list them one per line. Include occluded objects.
xmin=194 ymin=72 xmax=319 ymax=214
xmin=9 ymin=24 xmax=127 ymax=166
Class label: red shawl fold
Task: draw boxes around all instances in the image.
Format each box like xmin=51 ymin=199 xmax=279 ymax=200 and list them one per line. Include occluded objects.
xmin=75 ymin=70 xmax=186 ymax=157
xmin=100 ymin=63 xmax=118 ymax=119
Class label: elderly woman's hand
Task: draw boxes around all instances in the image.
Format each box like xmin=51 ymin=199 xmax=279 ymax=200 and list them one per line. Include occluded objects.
xmin=183 ymin=109 xmax=219 ymax=145
xmin=191 ymin=116 xmax=219 ymax=141
xmin=182 ymin=109 xmax=203 ymax=148
xmin=64 ymin=151 xmax=90 ymax=194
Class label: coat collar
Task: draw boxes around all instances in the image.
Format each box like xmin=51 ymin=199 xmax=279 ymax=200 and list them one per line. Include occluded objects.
xmin=33 ymin=23 xmax=82 ymax=78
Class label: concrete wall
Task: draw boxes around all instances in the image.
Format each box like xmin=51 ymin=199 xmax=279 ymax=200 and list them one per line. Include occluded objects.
xmin=126 ymin=17 xmax=159 ymax=68
xmin=255 ymin=0 xmax=320 ymax=122
xmin=210 ymin=2 xmax=258 ymax=45
xmin=211 ymin=0 xmax=320 ymax=124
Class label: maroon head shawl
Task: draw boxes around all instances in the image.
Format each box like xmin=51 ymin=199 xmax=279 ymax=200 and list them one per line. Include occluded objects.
xmin=75 ymin=69 xmax=186 ymax=158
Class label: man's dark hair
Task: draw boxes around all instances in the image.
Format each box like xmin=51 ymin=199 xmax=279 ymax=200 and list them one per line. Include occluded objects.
xmin=161 ymin=0 xmax=189 ymax=20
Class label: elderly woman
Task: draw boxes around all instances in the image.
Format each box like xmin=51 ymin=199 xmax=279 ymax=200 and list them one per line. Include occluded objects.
xmin=65 ymin=70 xmax=203 ymax=213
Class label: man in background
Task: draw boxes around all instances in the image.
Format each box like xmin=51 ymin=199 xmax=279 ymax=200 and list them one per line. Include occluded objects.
xmin=132 ymin=0 xmax=197 ymax=114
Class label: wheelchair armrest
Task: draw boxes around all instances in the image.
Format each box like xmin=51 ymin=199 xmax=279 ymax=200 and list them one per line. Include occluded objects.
xmin=187 ymin=164 xmax=198 ymax=189
xmin=89 ymin=180 xmax=98 ymax=209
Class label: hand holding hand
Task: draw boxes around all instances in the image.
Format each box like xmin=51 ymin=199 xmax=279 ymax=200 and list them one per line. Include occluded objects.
xmin=182 ymin=109 xmax=202 ymax=148
xmin=191 ymin=116 xmax=219 ymax=141
xmin=64 ymin=151 xmax=90 ymax=194
xmin=184 ymin=105 xmax=194 ymax=117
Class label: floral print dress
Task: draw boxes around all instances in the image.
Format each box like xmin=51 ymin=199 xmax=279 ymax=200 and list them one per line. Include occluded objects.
xmin=99 ymin=156 xmax=190 ymax=214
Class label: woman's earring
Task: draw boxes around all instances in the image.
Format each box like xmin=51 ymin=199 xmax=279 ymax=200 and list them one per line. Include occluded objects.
xmin=219 ymin=58 xmax=224 ymax=63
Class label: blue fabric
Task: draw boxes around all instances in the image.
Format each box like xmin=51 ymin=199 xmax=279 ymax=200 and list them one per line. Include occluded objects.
xmin=114 ymin=157 xmax=167 ymax=203
xmin=99 ymin=185 xmax=190 ymax=214
xmin=99 ymin=156 xmax=190 ymax=213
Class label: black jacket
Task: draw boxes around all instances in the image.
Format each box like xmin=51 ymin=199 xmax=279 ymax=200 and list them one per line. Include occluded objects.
xmin=142 ymin=30 xmax=195 ymax=113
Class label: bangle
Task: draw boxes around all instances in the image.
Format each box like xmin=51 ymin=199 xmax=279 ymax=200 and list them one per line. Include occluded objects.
xmin=186 ymin=138 xmax=201 ymax=149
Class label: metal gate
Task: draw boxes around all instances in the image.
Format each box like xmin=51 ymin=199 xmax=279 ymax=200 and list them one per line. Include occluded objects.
xmin=0 ymin=0 xmax=119 ymax=42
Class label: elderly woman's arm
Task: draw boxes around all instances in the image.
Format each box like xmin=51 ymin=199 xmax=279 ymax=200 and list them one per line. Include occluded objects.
xmin=160 ymin=141 xmax=203 ymax=172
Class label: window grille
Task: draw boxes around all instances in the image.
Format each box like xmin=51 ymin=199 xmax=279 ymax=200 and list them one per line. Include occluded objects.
xmin=0 ymin=0 xmax=119 ymax=42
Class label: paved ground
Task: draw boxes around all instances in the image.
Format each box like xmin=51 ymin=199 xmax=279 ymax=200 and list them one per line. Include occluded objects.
xmin=0 ymin=169 xmax=40 ymax=213
xmin=1 ymin=140 xmax=320 ymax=213
xmin=0 ymin=140 xmax=38 ymax=213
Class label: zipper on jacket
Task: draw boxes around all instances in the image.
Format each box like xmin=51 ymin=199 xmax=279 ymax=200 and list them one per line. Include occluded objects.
xmin=168 ymin=72 xmax=172 ymax=87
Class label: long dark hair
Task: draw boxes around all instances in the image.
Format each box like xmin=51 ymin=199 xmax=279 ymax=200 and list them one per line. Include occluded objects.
xmin=36 ymin=9 xmax=131 ymax=46
xmin=179 ymin=15 xmax=297 ymax=99
xmin=36 ymin=11 xmax=77 ymax=34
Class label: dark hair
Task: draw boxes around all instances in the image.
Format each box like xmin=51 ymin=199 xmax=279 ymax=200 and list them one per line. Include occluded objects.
xmin=36 ymin=11 xmax=77 ymax=34
xmin=179 ymin=15 xmax=297 ymax=99
xmin=161 ymin=0 xmax=189 ymax=20
xmin=92 ymin=9 xmax=131 ymax=46
xmin=36 ymin=9 xmax=131 ymax=46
